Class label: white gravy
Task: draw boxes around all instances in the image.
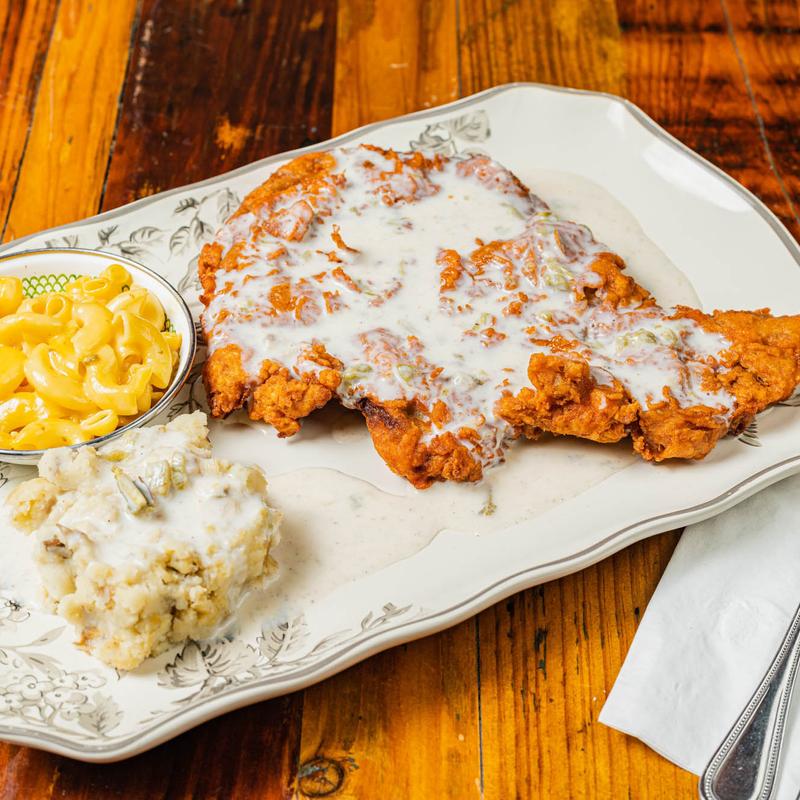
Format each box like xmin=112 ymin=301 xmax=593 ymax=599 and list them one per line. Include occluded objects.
xmin=1 ymin=170 xmax=705 ymax=626
xmin=203 ymin=148 xmax=732 ymax=475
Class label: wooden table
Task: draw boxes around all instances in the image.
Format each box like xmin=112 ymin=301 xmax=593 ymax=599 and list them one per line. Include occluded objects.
xmin=1 ymin=0 xmax=797 ymax=797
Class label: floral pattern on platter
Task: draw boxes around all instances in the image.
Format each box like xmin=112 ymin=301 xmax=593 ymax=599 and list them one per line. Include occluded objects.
xmin=147 ymin=603 xmax=421 ymax=718
xmin=736 ymin=388 xmax=800 ymax=447
xmin=0 ymin=462 xmax=32 ymax=491
xmin=0 ymin=586 xmax=423 ymax=745
xmin=0 ymin=600 xmax=121 ymax=739
xmin=408 ymin=109 xmax=490 ymax=156
xmin=0 ymin=131 xmax=443 ymax=747
xmin=31 ymin=112 xmax=492 ymax=320
xmin=738 ymin=419 xmax=762 ymax=448
xmin=41 ymin=187 xmax=241 ymax=312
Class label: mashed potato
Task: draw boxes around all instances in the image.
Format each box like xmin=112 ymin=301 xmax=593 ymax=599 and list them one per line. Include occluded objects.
xmin=6 ymin=411 xmax=281 ymax=670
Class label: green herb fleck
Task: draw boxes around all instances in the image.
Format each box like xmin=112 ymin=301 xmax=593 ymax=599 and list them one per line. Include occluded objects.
xmin=396 ymin=364 xmax=416 ymax=383
xmin=479 ymin=492 xmax=497 ymax=516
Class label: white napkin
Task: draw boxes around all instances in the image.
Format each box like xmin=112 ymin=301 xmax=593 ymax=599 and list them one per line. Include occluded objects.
xmin=599 ymin=473 xmax=800 ymax=798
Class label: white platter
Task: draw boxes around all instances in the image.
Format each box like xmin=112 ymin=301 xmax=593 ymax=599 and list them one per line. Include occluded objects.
xmin=1 ymin=82 xmax=800 ymax=762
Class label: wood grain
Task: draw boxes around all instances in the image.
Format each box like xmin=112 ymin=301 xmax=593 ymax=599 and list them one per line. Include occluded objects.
xmin=332 ymin=0 xmax=459 ymax=135
xmin=0 ymin=695 xmax=302 ymax=800
xmin=0 ymin=1 xmax=340 ymax=796
xmin=2 ymin=0 xmax=140 ymax=242
xmin=456 ymin=1 xmax=723 ymax=797
xmin=94 ymin=2 xmax=340 ymax=791
xmin=0 ymin=0 xmax=59 ymax=237
xmin=620 ymin=0 xmax=800 ymax=240
xmin=1 ymin=0 xmax=799 ymax=797
xmin=102 ymin=0 xmax=338 ymax=209
xmin=458 ymin=0 xmax=623 ymax=94
xmin=478 ymin=534 xmax=692 ymax=800
xmin=298 ymin=624 xmax=481 ymax=799
xmin=721 ymin=0 xmax=800 ymax=236
xmin=292 ymin=7 xmax=481 ymax=796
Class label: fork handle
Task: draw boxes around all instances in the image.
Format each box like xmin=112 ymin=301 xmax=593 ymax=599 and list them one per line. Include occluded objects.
xmin=700 ymin=601 xmax=800 ymax=800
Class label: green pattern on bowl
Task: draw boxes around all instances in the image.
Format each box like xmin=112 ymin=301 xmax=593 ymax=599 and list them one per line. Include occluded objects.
xmin=20 ymin=271 xmax=175 ymax=331
xmin=22 ymin=272 xmax=80 ymax=296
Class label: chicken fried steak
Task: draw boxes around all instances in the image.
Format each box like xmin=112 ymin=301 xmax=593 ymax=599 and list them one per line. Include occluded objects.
xmin=199 ymin=145 xmax=800 ymax=488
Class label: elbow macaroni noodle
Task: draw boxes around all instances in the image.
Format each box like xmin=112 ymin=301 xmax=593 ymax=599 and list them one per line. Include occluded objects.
xmin=0 ymin=265 xmax=181 ymax=450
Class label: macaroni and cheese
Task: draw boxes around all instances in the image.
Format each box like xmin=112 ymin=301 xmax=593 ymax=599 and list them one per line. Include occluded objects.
xmin=0 ymin=264 xmax=181 ymax=450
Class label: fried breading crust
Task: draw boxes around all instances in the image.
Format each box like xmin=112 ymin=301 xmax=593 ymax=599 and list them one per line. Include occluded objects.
xmin=496 ymin=355 xmax=639 ymax=444
xmin=500 ymin=308 xmax=800 ymax=462
xmin=198 ymin=152 xmax=340 ymax=307
xmin=200 ymin=148 xmax=492 ymax=488
xmin=204 ymin=342 xmax=483 ymax=488
xmin=203 ymin=344 xmax=250 ymax=418
xmin=199 ymin=144 xmax=800 ymax=487
xmin=358 ymin=398 xmax=483 ymax=485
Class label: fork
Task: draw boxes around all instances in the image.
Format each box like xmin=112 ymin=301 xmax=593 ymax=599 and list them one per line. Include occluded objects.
xmin=699 ymin=600 xmax=800 ymax=800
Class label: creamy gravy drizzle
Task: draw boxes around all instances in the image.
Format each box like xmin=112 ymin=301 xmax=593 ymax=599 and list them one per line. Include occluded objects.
xmin=203 ymin=147 xmax=734 ymax=472
xmin=32 ymin=422 xmax=272 ymax=598
xmin=1 ymin=171 xmax=707 ymax=632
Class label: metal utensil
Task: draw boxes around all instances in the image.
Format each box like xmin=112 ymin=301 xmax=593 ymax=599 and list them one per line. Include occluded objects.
xmin=700 ymin=600 xmax=800 ymax=800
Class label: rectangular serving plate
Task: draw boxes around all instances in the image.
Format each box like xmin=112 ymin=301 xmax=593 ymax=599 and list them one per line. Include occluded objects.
xmin=1 ymin=82 xmax=799 ymax=761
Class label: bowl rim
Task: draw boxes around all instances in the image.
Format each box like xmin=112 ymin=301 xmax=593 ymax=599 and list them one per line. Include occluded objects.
xmin=0 ymin=247 xmax=197 ymax=459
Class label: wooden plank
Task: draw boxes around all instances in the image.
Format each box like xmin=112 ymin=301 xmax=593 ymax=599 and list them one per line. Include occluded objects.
xmin=1 ymin=2 xmax=795 ymax=798
xmin=460 ymin=2 xmax=799 ymax=794
xmin=98 ymin=0 xmax=340 ymax=784
xmin=332 ymin=0 xmax=459 ymax=135
xmin=721 ymin=0 xmax=800 ymax=236
xmin=96 ymin=0 xmax=338 ymax=792
xmin=0 ymin=695 xmax=302 ymax=799
xmin=0 ymin=1 xmax=137 ymax=791
xmin=458 ymin=0 xmax=624 ymax=94
xmin=0 ymin=0 xmax=60 ymax=235
xmin=620 ymin=0 xmax=799 ymax=241
xmin=0 ymin=0 xmax=341 ymax=795
xmin=2 ymin=0 xmax=140 ymax=242
xmin=457 ymin=1 xmax=700 ymax=797
xmin=102 ymin=0 xmax=338 ymax=209
xmin=477 ymin=534 xmax=695 ymax=799
xmin=298 ymin=622 xmax=481 ymax=799
xmin=297 ymin=5 xmax=480 ymax=796
xmin=619 ymin=15 xmax=797 ymax=781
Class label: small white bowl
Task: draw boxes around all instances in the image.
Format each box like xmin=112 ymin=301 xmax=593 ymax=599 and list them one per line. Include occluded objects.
xmin=0 ymin=248 xmax=197 ymax=464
